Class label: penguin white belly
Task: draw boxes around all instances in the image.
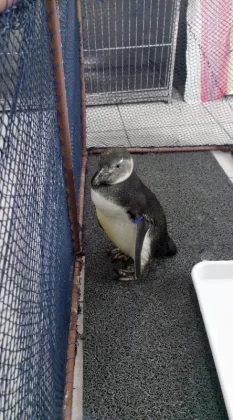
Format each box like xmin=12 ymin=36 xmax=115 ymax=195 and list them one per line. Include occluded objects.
xmin=91 ymin=189 xmax=136 ymax=259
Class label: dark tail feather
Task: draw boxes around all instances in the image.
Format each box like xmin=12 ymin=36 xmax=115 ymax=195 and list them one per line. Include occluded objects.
xmin=166 ymin=236 xmax=177 ymax=256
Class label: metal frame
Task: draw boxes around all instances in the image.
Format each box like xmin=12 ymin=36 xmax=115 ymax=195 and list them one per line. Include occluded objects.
xmin=47 ymin=0 xmax=80 ymax=253
xmin=47 ymin=1 xmax=87 ymax=418
xmin=89 ymin=145 xmax=233 ymax=154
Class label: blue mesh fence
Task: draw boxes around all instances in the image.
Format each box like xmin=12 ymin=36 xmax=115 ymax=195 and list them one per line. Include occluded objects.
xmin=0 ymin=0 xmax=81 ymax=418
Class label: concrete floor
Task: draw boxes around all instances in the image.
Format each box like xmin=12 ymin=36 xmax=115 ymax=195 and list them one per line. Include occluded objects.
xmin=86 ymin=92 xmax=233 ymax=149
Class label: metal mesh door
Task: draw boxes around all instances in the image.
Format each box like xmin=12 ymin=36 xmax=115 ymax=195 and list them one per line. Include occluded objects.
xmin=82 ymin=0 xmax=181 ymax=105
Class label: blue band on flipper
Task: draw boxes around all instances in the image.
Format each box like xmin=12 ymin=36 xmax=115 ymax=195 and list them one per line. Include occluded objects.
xmin=133 ymin=215 xmax=144 ymax=224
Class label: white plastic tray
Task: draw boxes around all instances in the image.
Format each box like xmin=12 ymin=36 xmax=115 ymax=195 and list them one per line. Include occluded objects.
xmin=192 ymin=260 xmax=233 ymax=420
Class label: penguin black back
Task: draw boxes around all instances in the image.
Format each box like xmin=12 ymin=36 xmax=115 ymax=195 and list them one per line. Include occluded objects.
xmin=91 ymin=148 xmax=177 ymax=280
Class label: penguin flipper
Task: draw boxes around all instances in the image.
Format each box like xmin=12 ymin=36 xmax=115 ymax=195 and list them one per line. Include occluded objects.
xmin=135 ymin=217 xmax=149 ymax=280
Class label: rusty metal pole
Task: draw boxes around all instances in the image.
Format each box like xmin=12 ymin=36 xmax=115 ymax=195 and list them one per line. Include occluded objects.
xmin=89 ymin=145 xmax=233 ymax=154
xmin=0 ymin=0 xmax=19 ymax=14
xmin=46 ymin=0 xmax=79 ymax=253
xmin=46 ymin=2 xmax=81 ymax=418
xmin=44 ymin=0 xmax=88 ymax=417
xmin=62 ymin=0 xmax=88 ymax=415
xmin=63 ymin=255 xmax=82 ymax=419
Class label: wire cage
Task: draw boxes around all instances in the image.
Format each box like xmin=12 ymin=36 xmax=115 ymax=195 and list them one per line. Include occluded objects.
xmin=83 ymin=0 xmax=181 ymax=105
xmin=82 ymin=0 xmax=233 ymax=151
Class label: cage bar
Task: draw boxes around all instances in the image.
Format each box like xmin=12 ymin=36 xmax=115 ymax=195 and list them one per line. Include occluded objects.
xmin=89 ymin=145 xmax=233 ymax=154
xmin=62 ymin=0 xmax=87 ymax=416
xmin=47 ymin=0 xmax=79 ymax=253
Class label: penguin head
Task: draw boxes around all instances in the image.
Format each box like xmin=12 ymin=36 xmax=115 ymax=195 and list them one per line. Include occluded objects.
xmin=92 ymin=148 xmax=134 ymax=186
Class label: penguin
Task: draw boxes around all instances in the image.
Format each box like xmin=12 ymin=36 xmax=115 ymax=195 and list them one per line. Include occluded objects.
xmin=91 ymin=148 xmax=177 ymax=281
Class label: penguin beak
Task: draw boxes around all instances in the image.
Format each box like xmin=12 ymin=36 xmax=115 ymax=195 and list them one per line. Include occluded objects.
xmin=92 ymin=168 xmax=108 ymax=186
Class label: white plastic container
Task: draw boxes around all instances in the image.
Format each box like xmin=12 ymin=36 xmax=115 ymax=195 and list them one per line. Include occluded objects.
xmin=192 ymin=260 xmax=233 ymax=420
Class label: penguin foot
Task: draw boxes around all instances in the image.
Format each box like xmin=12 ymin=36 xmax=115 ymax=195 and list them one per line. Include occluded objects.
xmin=110 ymin=248 xmax=131 ymax=262
xmin=114 ymin=266 xmax=135 ymax=281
